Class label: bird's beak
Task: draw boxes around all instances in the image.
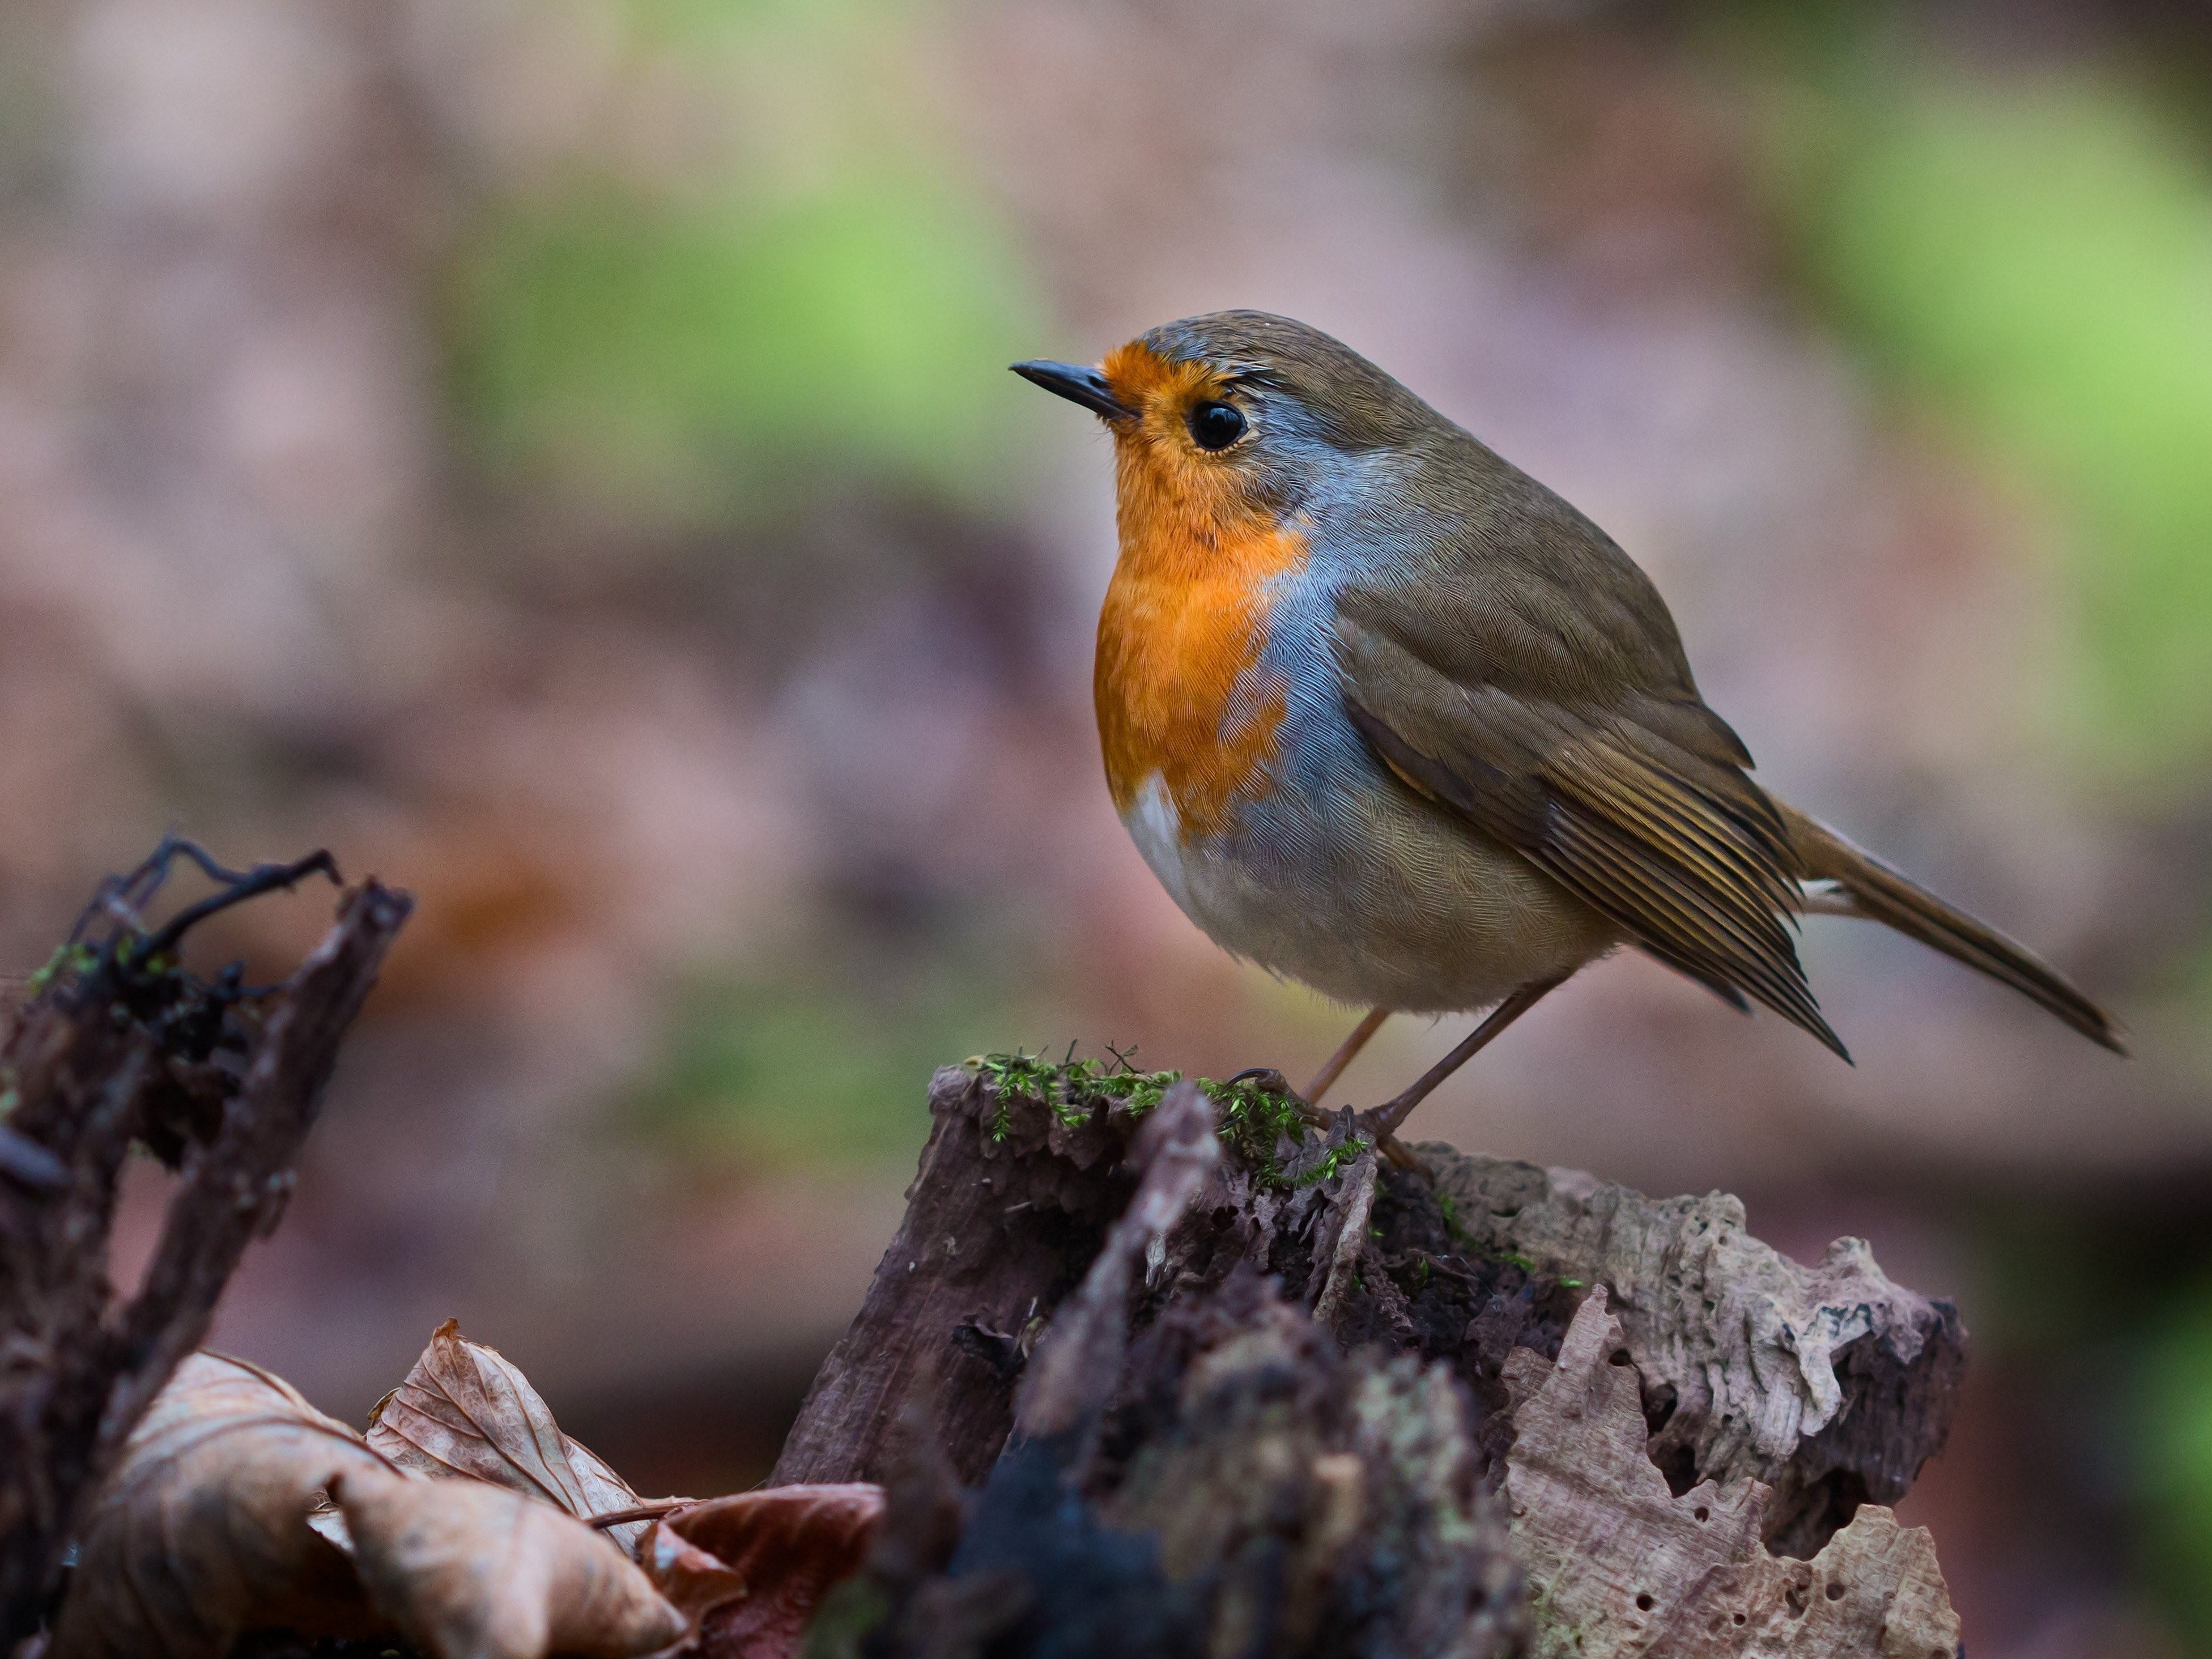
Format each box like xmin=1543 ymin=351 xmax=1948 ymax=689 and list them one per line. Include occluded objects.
xmin=1010 ymin=360 xmax=1135 ymax=423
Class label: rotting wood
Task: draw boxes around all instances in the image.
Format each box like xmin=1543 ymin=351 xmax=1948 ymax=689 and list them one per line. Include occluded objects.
xmin=0 ymin=844 xmax=411 ymax=1650
xmin=809 ymin=1081 xmax=1525 ymax=1658
xmin=4 ymin=933 xmax=1970 ymax=1656
xmin=1502 ymin=1287 xmax=1960 ymax=1658
xmin=1421 ymin=1147 xmax=1967 ymax=1556
xmin=786 ymin=1054 xmax=1968 ymax=1657
xmin=769 ymin=1065 xmax=1145 ymax=1488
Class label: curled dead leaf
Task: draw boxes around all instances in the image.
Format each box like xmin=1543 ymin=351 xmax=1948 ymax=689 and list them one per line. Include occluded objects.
xmin=369 ymin=1317 xmax=656 ymax=1553
xmin=51 ymin=1330 xmax=861 ymax=1659
xmin=641 ymin=1484 xmax=885 ymax=1658
xmin=50 ymin=1353 xmax=390 ymax=1658
xmin=335 ymin=1460 xmax=686 ymax=1659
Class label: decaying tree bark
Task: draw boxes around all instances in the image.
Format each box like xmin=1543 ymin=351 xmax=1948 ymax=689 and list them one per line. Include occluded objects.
xmin=0 ymin=843 xmax=411 ymax=1652
xmin=3 ymin=848 xmax=1970 ymax=1658
xmin=786 ymin=1057 xmax=1968 ymax=1658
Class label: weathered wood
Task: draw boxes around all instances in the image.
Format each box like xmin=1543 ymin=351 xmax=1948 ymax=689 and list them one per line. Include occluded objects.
xmin=788 ymin=1054 xmax=1968 ymax=1657
xmin=1420 ymin=1148 xmax=1966 ymax=1556
xmin=809 ymin=1080 xmax=1524 ymax=1659
xmin=773 ymin=1060 xmax=1401 ymax=1488
xmin=1013 ymin=1082 xmax=1220 ymax=1443
xmin=769 ymin=1067 xmax=1146 ymax=1487
xmin=0 ymin=853 xmax=410 ymax=1649
xmin=1502 ymin=1288 xmax=1960 ymax=1657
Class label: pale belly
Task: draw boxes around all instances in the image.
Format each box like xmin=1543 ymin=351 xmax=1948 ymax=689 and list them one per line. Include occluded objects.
xmin=1119 ymin=769 xmax=1618 ymax=1015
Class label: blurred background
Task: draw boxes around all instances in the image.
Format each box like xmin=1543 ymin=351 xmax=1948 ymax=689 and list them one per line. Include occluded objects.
xmin=2 ymin=0 xmax=2209 ymax=1650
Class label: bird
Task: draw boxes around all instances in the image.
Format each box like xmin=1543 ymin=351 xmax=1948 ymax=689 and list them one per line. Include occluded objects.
xmin=1012 ymin=310 xmax=2123 ymax=1148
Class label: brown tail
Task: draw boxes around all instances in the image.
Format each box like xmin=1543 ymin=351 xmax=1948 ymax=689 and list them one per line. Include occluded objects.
xmin=1778 ymin=802 xmax=2126 ymax=1054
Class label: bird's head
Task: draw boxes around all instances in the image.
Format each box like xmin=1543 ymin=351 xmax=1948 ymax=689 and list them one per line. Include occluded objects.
xmin=1013 ymin=311 xmax=1441 ymax=538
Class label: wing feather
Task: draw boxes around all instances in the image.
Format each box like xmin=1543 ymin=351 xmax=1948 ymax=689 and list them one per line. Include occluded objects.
xmin=1336 ymin=594 xmax=1845 ymax=1058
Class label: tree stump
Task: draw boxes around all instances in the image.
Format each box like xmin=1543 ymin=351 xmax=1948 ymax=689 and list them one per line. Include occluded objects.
xmin=784 ymin=1056 xmax=1968 ymax=1658
xmin=2 ymin=848 xmax=1969 ymax=1658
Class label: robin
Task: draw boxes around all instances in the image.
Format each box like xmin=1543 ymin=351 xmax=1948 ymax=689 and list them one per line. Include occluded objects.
xmin=1013 ymin=311 xmax=2122 ymax=1149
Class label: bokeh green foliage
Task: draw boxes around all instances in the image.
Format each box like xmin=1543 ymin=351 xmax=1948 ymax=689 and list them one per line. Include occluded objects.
xmin=445 ymin=0 xmax=1045 ymax=527
xmin=1720 ymin=12 xmax=2212 ymax=1642
xmin=2139 ymin=1282 xmax=2212 ymax=1648
xmin=1740 ymin=6 xmax=2212 ymax=783
xmin=1969 ymin=1204 xmax=2212 ymax=1652
xmin=629 ymin=962 xmax=1013 ymax=1169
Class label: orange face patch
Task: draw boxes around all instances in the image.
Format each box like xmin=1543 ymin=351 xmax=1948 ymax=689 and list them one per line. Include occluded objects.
xmin=1093 ymin=342 xmax=1303 ymax=838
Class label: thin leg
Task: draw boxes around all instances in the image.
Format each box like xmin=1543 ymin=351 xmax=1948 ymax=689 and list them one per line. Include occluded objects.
xmin=1303 ymin=1007 xmax=1391 ymax=1103
xmin=1363 ymin=976 xmax=1569 ymax=1139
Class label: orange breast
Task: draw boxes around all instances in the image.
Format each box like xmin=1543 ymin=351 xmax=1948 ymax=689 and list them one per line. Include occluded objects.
xmin=1094 ymin=415 xmax=1305 ymax=840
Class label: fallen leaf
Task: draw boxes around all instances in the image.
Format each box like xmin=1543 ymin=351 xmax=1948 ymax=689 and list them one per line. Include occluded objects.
xmin=369 ymin=1317 xmax=653 ymax=1551
xmin=1501 ymin=1287 xmax=1963 ymax=1658
xmin=54 ymin=1346 xmax=689 ymax=1659
xmin=335 ymin=1460 xmax=686 ymax=1659
xmin=640 ymin=1484 xmax=886 ymax=1657
xmin=50 ymin=1352 xmax=390 ymax=1658
xmin=639 ymin=1521 xmax=749 ymax=1625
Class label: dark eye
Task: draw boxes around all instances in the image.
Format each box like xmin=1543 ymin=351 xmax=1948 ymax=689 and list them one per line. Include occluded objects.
xmin=1188 ymin=399 xmax=1246 ymax=450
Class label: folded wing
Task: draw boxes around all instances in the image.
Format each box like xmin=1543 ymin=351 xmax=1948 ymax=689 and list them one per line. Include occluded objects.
xmin=1334 ymin=584 xmax=1845 ymax=1058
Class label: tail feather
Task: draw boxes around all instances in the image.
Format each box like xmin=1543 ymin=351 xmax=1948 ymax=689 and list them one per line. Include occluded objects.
xmin=1778 ymin=802 xmax=2126 ymax=1054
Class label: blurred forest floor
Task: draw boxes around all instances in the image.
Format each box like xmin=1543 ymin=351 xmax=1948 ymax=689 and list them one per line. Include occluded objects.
xmin=4 ymin=1 xmax=2212 ymax=1654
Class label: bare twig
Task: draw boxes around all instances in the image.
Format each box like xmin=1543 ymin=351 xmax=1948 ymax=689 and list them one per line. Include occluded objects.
xmin=584 ymin=1500 xmax=699 ymax=1532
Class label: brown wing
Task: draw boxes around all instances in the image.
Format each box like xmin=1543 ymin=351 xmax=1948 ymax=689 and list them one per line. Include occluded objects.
xmin=1333 ymin=551 xmax=1845 ymax=1058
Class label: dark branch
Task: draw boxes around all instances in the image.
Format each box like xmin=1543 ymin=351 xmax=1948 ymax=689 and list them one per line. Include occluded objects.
xmin=0 ymin=847 xmax=408 ymax=1649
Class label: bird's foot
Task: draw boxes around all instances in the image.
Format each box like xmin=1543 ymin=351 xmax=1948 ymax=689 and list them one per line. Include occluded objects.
xmin=1223 ymin=1069 xmax=1428 ymax=1175
xmin=1225 ymin=1067 xmax=1420 ymax=1175
xmin=1347 ymin=1105 xmax=1427 ymax=1175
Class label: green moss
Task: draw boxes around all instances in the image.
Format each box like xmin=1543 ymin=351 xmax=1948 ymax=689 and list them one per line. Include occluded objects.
xmin=25 ymin=942 xmax=94 ymax=994
xmin=1289 ymin=1128 xmax=1371 ymax=1189
xmin=972 ymin=1047 xmax=1184 ymax=1137
xmin=1432 ymin=1192 xmax=1573 ymax=1279
xmin=1201 ymin=1073 xmax=1306 ymax=1169
xmin=971 ymin=1050 xmax=1368 ymax=1189
xmin=1436 ymin=1192 xmax=1474 ymax=1247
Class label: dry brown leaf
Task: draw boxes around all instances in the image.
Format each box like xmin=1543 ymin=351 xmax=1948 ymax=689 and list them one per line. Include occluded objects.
xmin=369 ymin=1317 xmax=653 ymax=1551
xmin=640 ymin=1484 xmax=886 ymax=1657
xmin=334 ymin=1460 xmax=686 ymax=1659
xmin=1502 ymin=1287 xmax=1963 ymax=1658
xmin=50 ymin=1352 xmax=391 ymax=1658
xmin=639 ymin=1520 xmax=750 ymax=1627
xmin=53 ymin=1345 xmax=686 ymax=1659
